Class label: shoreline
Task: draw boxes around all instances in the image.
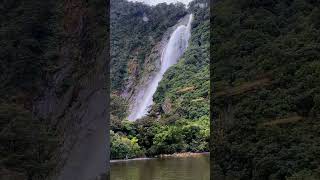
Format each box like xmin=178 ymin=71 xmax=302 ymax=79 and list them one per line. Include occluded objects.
xmin=110 ymin=152 xmax=209 ymax=163
xmin=156 ymin=152 xmax=209 ymax=158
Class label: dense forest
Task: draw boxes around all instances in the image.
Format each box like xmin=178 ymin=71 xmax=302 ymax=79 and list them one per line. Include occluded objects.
xmin=1 ymin=0 xmax=107 ymax=179
xmin=111 ymin=0 xmax=187 ymax=92
xmin=110 ymin=0 xmax=210 ymax=159
xmin=1 ymin=1 xmax=60 ymax=178
xmin=211 ymin=0 xmax=320 ymax=179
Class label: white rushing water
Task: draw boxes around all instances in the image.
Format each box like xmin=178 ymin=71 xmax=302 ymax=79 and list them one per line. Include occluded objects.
xmin=128 ymin=14 xmax=193 ymax=121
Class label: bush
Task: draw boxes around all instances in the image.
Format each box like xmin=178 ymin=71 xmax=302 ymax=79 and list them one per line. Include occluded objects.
xmin=151 ymin=126 xmax=186 ymax=154
xmin=110 ymin=131 xmax=144 ymax=159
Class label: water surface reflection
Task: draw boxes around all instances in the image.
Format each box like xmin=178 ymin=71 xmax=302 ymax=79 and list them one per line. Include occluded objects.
xmin=111 ymin=154 xmax=209 ymax=180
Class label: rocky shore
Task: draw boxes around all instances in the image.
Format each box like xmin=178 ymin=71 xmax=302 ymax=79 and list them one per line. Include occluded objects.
xmin=156 ymin=152 xmax=210 ymax=158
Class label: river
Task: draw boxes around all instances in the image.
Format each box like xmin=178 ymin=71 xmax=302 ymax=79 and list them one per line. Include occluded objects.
xmin=111 ymin=153 xmax=209 ymax=180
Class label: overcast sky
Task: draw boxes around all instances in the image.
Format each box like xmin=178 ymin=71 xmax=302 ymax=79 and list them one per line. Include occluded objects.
xmin=127 ymin=0 xmax=193 ymax=6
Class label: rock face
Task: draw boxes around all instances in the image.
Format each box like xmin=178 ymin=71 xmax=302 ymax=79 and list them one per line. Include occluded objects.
xmin=162 ymin=98 xmax=172 ymax=114
xmin=36 ymin=67 xmax=109 ymax=178
xmin=55 ymin=49 xmax=108 ymax=180
xmin=33 ymin=0 xmax=109 ymax=179
xmin=125 ymin=14 xmax=192 ymax=118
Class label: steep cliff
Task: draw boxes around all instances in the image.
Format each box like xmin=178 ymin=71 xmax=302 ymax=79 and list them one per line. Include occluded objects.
xmin=110 ymin=0 xmax=187 ymax=122
xmin=0 ymin=0 xmax=109 ymax=179
xmin=110 ymin=0 xmax=187 ymax=97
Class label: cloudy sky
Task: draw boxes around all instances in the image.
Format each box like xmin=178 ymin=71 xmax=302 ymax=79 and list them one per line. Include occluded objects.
xmin=128 ymin=0 xmax=193 ymax=6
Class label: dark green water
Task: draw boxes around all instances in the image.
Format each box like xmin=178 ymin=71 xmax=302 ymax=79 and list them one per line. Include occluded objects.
xmin=111 ymin=154 xmax=209 ymax=180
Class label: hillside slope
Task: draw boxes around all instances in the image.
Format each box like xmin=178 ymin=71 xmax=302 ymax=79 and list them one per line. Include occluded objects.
xmin=211 ymin=0 xmax=320 ymax=179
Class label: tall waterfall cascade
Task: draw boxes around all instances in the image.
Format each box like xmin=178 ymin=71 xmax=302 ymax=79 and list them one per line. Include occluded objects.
xmin=128 ymin=14 xmax=193 ymax=121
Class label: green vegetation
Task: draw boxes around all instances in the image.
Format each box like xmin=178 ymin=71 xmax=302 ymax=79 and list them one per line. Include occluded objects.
xmin=111 ymin=0 xmax=187 ymax=92
xmin=0 ymin=1 xmax=59 ymax=178
xmin=111 ymin=116 xmax=209 ymax=159
xmin=110 ymin=0 xmax=209 ymax=160
xmin=1 ymin=0 xmax=107 ymax=178
xmin=0 ymin=104 xmax=58 ymax=179
xmin=110 ymin=130 xmax=144 ymax=159
xmin=154 ymin=0 xmax=210 ymax=120
xmin=211 ymin=0 xmax=320 ymax=179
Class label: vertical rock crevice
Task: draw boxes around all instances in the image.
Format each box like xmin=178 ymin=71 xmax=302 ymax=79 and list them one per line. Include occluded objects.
xmin=33 ymin=0 xmax=109 ymax=179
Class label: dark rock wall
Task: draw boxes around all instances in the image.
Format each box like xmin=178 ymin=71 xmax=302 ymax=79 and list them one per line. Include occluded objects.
xmin=33 ymin=0 xmax=109 ymax=179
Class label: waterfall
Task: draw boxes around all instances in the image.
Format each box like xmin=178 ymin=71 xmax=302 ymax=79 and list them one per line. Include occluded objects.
xmin=128 ymin=14 xmax=193 ymax=121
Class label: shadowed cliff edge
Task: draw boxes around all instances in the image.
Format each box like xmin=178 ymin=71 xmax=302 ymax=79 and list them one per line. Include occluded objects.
xmin=48 ymin=1 xmax=109 ymax=179
xmin=0 ymin=0 xmax=109 ymax=179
